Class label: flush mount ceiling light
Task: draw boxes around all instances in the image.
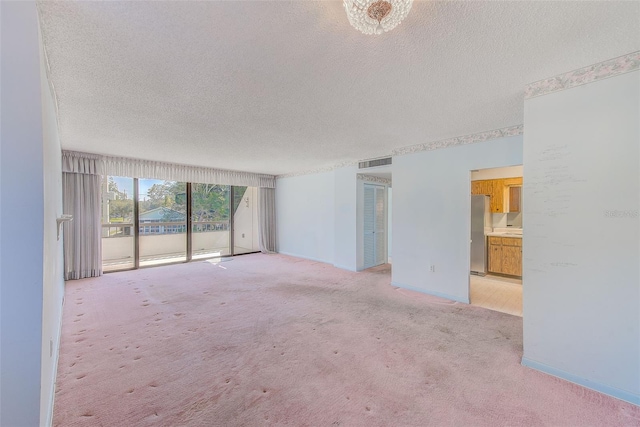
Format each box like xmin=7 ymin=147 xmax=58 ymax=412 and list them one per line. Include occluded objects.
xmin=343 ymin=0 xmax=413 ymax=35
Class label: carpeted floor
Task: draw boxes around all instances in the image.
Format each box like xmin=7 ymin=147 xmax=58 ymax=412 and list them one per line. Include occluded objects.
xmin=53 ymin=254 xmax=640 ymax=426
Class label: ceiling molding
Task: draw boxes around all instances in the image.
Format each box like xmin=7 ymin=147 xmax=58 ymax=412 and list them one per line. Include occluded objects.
xmin=277 ymin=161 xmax=358 ymax=179
xmin=392 ymin=125 xmax=524 ymax=157
xmin=278 ymin=125 xmax=523 ymax=179
xmin=525 ymin=51 xmax=640 ymax=99
xmin=357 ymin=174 xmax=392 ymax=186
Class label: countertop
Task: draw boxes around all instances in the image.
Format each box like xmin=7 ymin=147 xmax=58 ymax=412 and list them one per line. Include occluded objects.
xmin=486 ymin=229 xmax=522 ymax=238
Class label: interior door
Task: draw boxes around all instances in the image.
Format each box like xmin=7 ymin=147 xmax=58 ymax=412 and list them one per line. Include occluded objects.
xmin=364 ymin=184 xmax=386 ymax=269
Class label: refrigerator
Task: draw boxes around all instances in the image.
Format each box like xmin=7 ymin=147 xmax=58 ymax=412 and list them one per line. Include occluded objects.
xmin=470 ymin=195 xmax=491 ymax=275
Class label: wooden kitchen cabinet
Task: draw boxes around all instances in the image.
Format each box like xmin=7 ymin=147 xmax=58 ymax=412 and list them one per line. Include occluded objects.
xmin=471 ymin=180 xmax=491 ymax=196
xmin=501 ymin=240 xmax=522 ymax=276
xmin=488 ymin=243 xmax=502 ymax=273
xmin=471 ymin=179 xmax=505 ymax=212
xmin=488 ymin=236 xmax=502 ymax=273
xmin=471 ymin=181 xmax=483 ymax=195
xmin=503 ymin=177 xmax=523 ymax=186
xmin=488 ymin=236 xmax=522 ymax=277
xmin=488 ymin=236 xmax=502 ymax=244
xmin=489 ymin=179 xmax=504 ymax=213
xmin=471 ymin=177 xmax=523 ymax=214
xmin=508 ymin=186 xmax=521 ymax=213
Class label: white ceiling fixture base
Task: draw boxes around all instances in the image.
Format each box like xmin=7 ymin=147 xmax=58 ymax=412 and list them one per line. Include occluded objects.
xmin=343 ymin=0 xmax=413 ymax=35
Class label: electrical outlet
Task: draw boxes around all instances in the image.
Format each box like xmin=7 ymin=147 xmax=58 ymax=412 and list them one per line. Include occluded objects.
xmin=242 ymin=233 xmax=245 ymax=238
xmin=430 ymin=265 xmax=435 ymax=273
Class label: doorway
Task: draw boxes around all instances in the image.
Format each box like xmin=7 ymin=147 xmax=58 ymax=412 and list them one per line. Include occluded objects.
xmin=363 ymin=183 xmax=387 ymax=269
xmin=468 ymin=166 xmax=523 ymax=316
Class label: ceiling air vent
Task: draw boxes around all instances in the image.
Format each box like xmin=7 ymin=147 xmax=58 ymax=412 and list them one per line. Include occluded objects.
xmin=358 ymin=157 xmax=392 ymax=169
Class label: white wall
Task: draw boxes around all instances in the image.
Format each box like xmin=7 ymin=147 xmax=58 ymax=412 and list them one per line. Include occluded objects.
xmin=276 ymin=171 xmax=336 ymax=264
xmin=392 ymin=136 xmax=523 ymax=302
xmin=276 ymin=165 xmax=359 ymax=270
xmin=0 ymin=2 xmax=50 ymax=425
xmin=39 ymin=22 xmax=65 ymax=427
xmin=277 ymin=140 xmax=521 ymax=283
xmin=522 ymin=70 xmax=639 ymax=405
xmin=334 ymin=166 xmax=358 ymax=271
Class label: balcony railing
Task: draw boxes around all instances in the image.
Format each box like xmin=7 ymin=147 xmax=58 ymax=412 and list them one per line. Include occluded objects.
xmin=102 ymin=221 xmax=234 ymax=270
xmin=102 ymin=221 xmax=230 ymax=238
xmin=102 ymin=223 xmax=134 ymax=238
xmin=101 ymin=216 xmax=258 ymax=271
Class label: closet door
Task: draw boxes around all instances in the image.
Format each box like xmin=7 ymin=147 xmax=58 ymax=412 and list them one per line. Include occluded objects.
xmin=363 ymin=184 xmax=386 ymax=269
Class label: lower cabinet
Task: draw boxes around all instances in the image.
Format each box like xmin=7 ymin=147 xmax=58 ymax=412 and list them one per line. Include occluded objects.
xmin=489 ymin=243 xmax=502 ymax=273
xmin=488 ymin=236 xmax=522 ymax=277
xmin=502 ymin=245 xmax=522 ymax=276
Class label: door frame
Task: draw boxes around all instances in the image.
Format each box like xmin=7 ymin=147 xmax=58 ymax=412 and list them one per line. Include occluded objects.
xmin=357 ymin=179 xmax=389 ymax=271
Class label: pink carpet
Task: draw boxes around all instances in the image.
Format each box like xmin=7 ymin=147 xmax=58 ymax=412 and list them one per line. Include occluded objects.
xmin=53 ymin=254 xmax=640 ymax=426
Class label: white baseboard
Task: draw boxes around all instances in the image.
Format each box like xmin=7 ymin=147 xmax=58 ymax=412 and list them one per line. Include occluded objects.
xmin=43 ymin=296 xmax=64 ymax=427
xmin=521 ymin=357 xmax=640 ymax=406
xmin=277 ymin=251 xmax=332 ymax=265
xmin=333 ymin=264 xmax=357 ymax=272
xmin=391 ymin=281 xmax=469 ymax=304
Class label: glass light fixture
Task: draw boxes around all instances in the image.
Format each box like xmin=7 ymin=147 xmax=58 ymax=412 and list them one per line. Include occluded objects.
xmin=343 ymin=0 xmax=413 ymax=35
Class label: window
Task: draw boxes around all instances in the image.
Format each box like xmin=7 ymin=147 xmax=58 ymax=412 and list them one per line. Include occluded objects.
xmin=101 ymin=176 xmax=134 ymax=272
xmin=138 ymin=179 xmax=187 ymax=267
xmin=101 ymin=177 xmax=260 ymax=272
xmin=191 ymin=183 xmax=231 ymax=260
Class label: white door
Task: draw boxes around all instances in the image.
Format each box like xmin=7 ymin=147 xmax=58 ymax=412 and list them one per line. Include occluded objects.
xmin=363 ymin=184 xmax=386 ymax=269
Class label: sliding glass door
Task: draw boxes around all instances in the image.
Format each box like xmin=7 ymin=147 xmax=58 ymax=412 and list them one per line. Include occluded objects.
xmin=138 ymin=179 xmax=187 ymax=267
xmin=101 ymin=176 xmax=135 ymax=272
xmin=191 ymin=184 xmax=231 ymax=260
xmin=100 ymin=178 xmax=260 ymax=272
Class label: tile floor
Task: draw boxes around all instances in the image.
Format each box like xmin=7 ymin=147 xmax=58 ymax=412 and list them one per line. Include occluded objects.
xmin=470 ymin=274 xmax=522 ymax=317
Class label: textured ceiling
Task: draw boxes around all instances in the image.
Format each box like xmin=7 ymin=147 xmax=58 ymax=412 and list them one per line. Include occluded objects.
xmin=38 ymin=1 xmax=640 ymax=176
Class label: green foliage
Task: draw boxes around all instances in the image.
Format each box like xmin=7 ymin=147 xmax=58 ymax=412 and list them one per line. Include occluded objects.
xmin=142 ymin=182 xmax=186 ymax=211
xmin=106 ymin=178 xmax=239 ymax=224
xmin=109 ymin=199 xmax=133 ymax=220
xmin=192 ymin=183 xmax=230 ymax=222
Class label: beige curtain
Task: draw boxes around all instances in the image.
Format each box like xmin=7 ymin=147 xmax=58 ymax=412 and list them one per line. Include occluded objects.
xmin=62 ymin=154 xmax=102 ymax=280
xmin=258 ymin=187 xmax=277 ymax=253
xmin=63 ymin=150 xmax=276 ymax=188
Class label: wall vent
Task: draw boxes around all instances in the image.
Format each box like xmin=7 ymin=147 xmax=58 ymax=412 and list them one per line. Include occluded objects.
xmin=358 ymin=157 xmax=392 ymax=169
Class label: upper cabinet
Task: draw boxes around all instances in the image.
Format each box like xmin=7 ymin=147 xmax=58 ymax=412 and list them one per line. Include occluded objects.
xmin=503 ymin=177 xmax=523 ymax=213
xmin=471 ymin=177 xmax=523 ymax=213
xmin=508 ymin=186 xmax=521 ymax=213
xmin=489 ymin=179 xmax=505 ymax=213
